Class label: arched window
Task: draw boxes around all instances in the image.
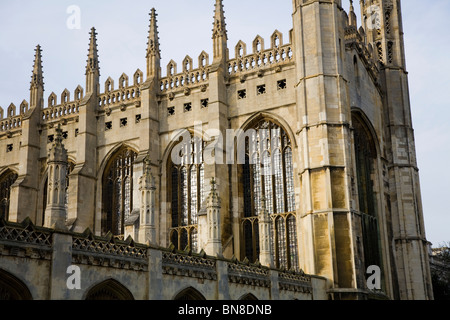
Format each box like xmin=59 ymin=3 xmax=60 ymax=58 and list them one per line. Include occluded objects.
xmin=42 ymin=162 xmax=75 ymax=226
xmin=169 ymin=135 xmax=205 ymax=252
xmin=174 ymin=287 xmax=206 ymax=301
xmin=0 ymin=269 xmax=33 ymax=300
xmin=352 ymin=114 xmax=381 ymax=270
xmin=102 ymin=148 xmax=137 ymax=237
xmin=0 ymin=171 xmax=18 ymax=221
xmin=85 ymin=279 xmax=134 ymax=300
xmin=241 ymin=119 xmax=299 ymax=270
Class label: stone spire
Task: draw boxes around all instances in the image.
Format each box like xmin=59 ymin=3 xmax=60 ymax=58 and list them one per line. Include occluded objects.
xmin=212 ymin=0 xmax=228 ymax=62
xmin=44 ymin=124 xmax=69 ymax=230
xmin=205 ymin=178 xmax=222 ymax=256
xmin=348 ymin=0 xmax=357 ymax=28
xmin=259 ymin=196 xmax=274 ymax=267
xmin=30 ymin=45 xmax=44 ymax=107
xmin=86 ymin=27 xmax=100 ymax=94
xmin=31 ymin=45 xmax=43 ymax=88
xmin=146 ymin=8 xmax=161 ymax=79
xmin=139 ymin=155 xmax=157 ymax=244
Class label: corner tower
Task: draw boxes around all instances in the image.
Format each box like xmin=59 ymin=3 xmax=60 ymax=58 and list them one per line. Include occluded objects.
xmin=361 ymin=0 xmax=433 ymax=300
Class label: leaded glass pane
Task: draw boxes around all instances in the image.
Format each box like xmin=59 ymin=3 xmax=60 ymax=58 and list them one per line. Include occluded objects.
xmin=191 ymin=227 xmax=198 ymax=253
xmin=274 ymin=150 xmax=284 ymax=214
xmin=180 ymin=167 xmax=188 ymax=226
xmin=252 ymin=153 xmax=261 ymax=215
xmin=276 ymin=217 xmax=287 ymax=269
xmin=190 ymin=166 xmax=198 ymax=225
xmin=115 ymin=178 xmax=122 ymax=235
xmin=288 ymin=215 xmax=299 ymax=271
xmin=0 ymin=171 xmax=18 ymax=220
xmin=285 ymin=148 xmax=296 ymax=212
xmin=263 ymin=152 xmax=273 ymax=215
xmin=171 ymin=167 xmax=179 ymax=228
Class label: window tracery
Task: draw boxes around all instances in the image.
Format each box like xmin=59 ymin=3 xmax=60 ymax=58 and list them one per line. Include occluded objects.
xmin=169 ymin=136 xmax=206 ymax=252
xmin=241 ymin=119 xmax=299 ymax=270
xmin=102 ymin=148 xmax=137 ymax=236
xmin=0 ymin=171 xmax=18 ymax=221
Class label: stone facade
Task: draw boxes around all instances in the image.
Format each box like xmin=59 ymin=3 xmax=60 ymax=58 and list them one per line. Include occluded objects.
xmin=0 ymin=0 xmax=433 ymax=300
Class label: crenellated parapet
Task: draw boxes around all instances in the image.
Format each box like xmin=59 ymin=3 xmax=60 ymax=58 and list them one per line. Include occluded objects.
xmin=227 ymin=30 xmax=294 ymax=78
xmin=159 ymin=52 xmax=210 ymax=96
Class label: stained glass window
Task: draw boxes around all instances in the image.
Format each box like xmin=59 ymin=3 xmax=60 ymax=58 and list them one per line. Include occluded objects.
xmin=0 ymin=171 xmax=18 ymax=221
xmin=102 ymin=148 xmax=137 ymax=236
xmin=169 ymin=135 xmax=205 ymax=252
xmin=353 ymin=114 xmax=381 ymax=271
xmin=241 ymin=119 xmax=299 ymax=270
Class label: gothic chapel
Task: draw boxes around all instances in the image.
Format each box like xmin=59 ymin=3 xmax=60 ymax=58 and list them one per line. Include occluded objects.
xmin=0 ymin=0 xmax=433 ymax=300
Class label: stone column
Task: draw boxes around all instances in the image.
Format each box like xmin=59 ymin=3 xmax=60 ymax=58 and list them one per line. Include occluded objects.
xmin=139 ymin=156 xmax=157 ymax=244
xmin=44 ymin=125 xmax=68 ymax=229
xmin=205 ymin=178 xmax=222 ymax=257
xmin=259 ymin=196 xmax=274 ymax=268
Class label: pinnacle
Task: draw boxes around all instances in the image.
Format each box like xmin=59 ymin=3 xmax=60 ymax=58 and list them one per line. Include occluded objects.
xmin=212 ymin=0 xmax=227 ymax=39
xmin=31 ymin=44 xmax=43 ymax=86
xmin=86 ymin=27 xmax=100 ymax=73
xmin=147 ymin=8 xmax=160 ymax=57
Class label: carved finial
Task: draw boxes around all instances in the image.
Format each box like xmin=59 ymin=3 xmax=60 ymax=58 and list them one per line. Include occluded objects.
xmin=86 ymin=27 xmax=100 ymax=74
xmin=147 ymin=8 xmax=160 ymax=57
xmin=348 ymin=0 xmax=358 ymax=27
xmin=143 ymin=154 xmax=152 ymax=176
xmin=31 ymin=45 xmax=44 ymax=88
xmin=212 ymin=0 xmax=227 ymax=40
xmin=55 ymin=124 xmax=64 ymax=145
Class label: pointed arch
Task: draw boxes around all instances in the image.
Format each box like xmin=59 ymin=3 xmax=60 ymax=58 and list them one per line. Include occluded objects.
xmin=119 ymin=73 xmax=129 ymax=89
xmin=20 ymin=100 xmax=29 ymax=115
xmin=61 ymin=89 xmax=70 ymax=104
xmin=167 ymin=60 xmax=177 ymax=76
xmin=166 ymin=131 xmax=205 ymax=252
xmin=239 ymin=293 xmax=258 ymax=300
xmin=7 ymin=103 xmax=16 ymax=118
xmin=253 ymin=35 xmax=265 ymax=53
xmin=101 ymin=145 xmax=138 ymax=236
xmin=182 ymin=55 xmax=193 ymax=73
xmin=105 ymin=77 xmax=114 ymax=93
xmin=0 ymin=169 xmax=18 ymax=221
xmin=74 ymin=85 xmax=84 ymax=101
xmin=238 ymin=114 xmax=299 ymax=270
xmin=271 ymin=30 xmax=283 ymax=48
xmin=173 ymin=287 xmax=206 ymax=301
xmin=198 ymin=51 xmax=209 ymax=68
xmin=235 ymin=40 xmax=247 ymax=58
xmin=85 ymin=279 xmax=134 ymax=300
xmin=134 ymin=69 xmax=144 ymax=85
xmin=0 ymin=269 xmax=33 ymax=300
xmin=48 ymin=92 xmax=57 ymax=108
xmin=351 ymin=110 xmax=382 ymax=272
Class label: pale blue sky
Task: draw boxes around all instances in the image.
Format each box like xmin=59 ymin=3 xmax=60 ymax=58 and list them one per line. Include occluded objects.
xmin=0 ymin=1 xmax=448 ymax=247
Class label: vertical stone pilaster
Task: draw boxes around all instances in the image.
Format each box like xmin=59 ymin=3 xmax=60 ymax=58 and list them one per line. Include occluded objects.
xmin=139 ymin=156 xmax=157 ymax=244
xmin=205 ymin=178 xmax=222 ymax=257
xmin=49 ymin=233 xmax=73 ymax=300
xmin=259 ymin=196 xmax=274 ymax=268
xmin=44 ymin=126 xmax=68 ymax=230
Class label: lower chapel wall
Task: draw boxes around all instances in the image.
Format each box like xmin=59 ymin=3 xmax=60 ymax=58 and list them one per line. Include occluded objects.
xmin=0 ymin=217 xmax=327 ymax=300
